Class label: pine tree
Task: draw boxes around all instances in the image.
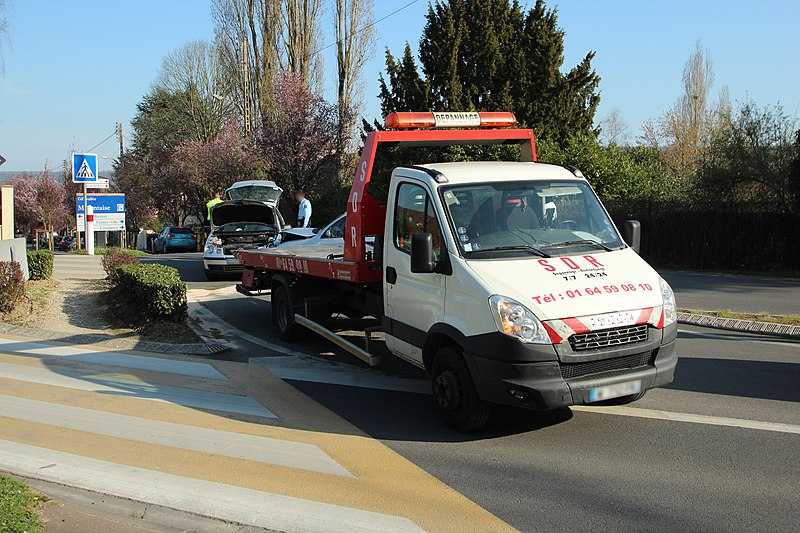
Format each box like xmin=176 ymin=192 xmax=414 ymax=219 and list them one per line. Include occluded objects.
xmin=377 ymin=0 xmax=600 ymax=143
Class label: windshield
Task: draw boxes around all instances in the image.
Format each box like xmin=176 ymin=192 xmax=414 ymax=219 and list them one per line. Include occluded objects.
xmin=441 ymin=180 xmax=622 ymax=258
xmin=225 ymin=184 xmax=281 ymax=204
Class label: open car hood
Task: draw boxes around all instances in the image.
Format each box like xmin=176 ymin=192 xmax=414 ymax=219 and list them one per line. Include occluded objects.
xmin=210 ymin=200 xmax=276 ymax=228
xmin=224 ymin=180 xmax=283 ymax=205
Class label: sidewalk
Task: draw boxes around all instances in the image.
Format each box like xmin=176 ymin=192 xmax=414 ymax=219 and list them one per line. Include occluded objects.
xmin=52 ymin=253 xmax=105 ymax=280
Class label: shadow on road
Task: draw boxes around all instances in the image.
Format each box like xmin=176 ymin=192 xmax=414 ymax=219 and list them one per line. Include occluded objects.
xmin=288 ymin=379 xmax=573 ymax=443
xmin=668 ymin=356 xmax=800 ymax=403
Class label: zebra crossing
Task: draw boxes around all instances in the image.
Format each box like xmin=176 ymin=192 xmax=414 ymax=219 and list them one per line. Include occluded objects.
xmin=0 ymin=333 xmax=514 ymax=533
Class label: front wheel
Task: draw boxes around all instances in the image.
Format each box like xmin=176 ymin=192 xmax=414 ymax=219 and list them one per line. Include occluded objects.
xmin=431 ymin=346 xmax=491 ymax=432
xmin=272 ymin=282 xmax=300 ymax=341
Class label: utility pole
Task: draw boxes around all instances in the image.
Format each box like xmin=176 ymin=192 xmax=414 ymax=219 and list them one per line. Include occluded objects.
xmin=240 ymin=37 xmax=251 ymax=135
xmin=117 ymin=122 xmax=123 ymax=158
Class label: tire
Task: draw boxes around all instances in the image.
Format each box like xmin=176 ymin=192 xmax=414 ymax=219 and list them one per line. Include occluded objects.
xmin=431 ymin=346 xmax=491 ymax=432
xmin=272 ymin=282 xmax=300 ymax=341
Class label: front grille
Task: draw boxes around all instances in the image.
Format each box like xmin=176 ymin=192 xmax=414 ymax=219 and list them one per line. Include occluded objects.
xmin=559 ymin=351 xmax=653 ymax=380
xmin=569 ymin=324 xmax=649 ymax=351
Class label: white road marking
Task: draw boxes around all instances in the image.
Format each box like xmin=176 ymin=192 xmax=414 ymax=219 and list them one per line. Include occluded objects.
xmin=0 ymin=440 xmax=423 ymax=533
xmin=0 ymin=394 xmax=349 ymax=476
xmin=0 ymin=337 xmax=226 ymax=379
xmin=0 ymin=361 xmax=276 ymax=419
xmin=253 ymin=354 xmax=800 ymax=435
xmin=570 ymin=405 xmax=800 ymax=435
xmin=253 ymin=356 xmax=430 ymax=394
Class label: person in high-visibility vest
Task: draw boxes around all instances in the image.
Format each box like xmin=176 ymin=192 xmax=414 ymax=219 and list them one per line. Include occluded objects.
xmin=205 ymin=191 xmax=223 ymax=239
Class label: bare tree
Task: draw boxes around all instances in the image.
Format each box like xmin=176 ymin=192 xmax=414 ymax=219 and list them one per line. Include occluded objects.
xmin=157 ymin=40 xmax=228 ymax=142
xmin=600 ymin=108 xmax=629 ymax=146
xmin=640 ymin=39 xmax=719 ymax=179
xmin=334 ymin=0 xmax=374 ymax=174
xmin=0 ymin=0 xmax=11 ymax=76
xmin=213 ymin=0 xmax=283 ymax=131
xmin=283 ymin=0 xmax=322 ymax=89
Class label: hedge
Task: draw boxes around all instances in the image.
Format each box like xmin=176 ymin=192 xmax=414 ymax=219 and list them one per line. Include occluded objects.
xmin=114 ymin=263 xmax=187 ymax=321
xmin=26 ymin=250 xmax=54 ymax=280
xmin=102 ymin=247 xmax=140 ymax=283
xmin=0 ymin=261 xmax=26 ymax=313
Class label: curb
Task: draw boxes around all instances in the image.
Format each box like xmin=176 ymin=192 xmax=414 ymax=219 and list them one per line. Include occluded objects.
xmin=0 ymin=322 xmax=229 ymax=356
xmin=678 ymin=312 xmax=800 ymax=339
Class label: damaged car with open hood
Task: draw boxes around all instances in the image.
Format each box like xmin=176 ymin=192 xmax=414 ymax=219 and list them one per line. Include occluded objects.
xmin=203 ymin=180 xmax=286 ymax=280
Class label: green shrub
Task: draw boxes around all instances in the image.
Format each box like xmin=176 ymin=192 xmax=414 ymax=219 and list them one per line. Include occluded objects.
xmin=0 ymin=261 xmax=26 ymax=313
xmin=26 ymin=250 xmax=54 ymax=280
xmin=115 ymin=263 xmax=187 ymax=321
xmin=102 ymin=247 xmax=141 ymax=283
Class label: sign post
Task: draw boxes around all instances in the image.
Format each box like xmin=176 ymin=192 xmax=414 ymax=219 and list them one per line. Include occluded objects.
xmin=86 ymin=205 xmax=95 ymax=255
xmin=72 ymin=153 xmax=98 ymax=254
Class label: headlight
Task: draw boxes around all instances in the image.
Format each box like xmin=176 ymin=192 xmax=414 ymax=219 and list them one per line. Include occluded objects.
xmin=659 ymin=277 xmax=676 ymax=326
xmin=489 ymin=295 xmax=551 ymax=344
xmin=204 ymin=242 xmax=224 ymax=255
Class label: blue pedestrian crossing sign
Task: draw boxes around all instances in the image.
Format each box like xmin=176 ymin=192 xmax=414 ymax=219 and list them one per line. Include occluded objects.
xmin=72 ymin=153 xmax=98 ymax=183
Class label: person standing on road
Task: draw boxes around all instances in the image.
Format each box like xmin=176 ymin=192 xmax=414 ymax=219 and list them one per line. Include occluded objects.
xmin=296 ymin=190 xmax=312 ymax=228
xmin=205 ymin=191 xmax=224 ymax=239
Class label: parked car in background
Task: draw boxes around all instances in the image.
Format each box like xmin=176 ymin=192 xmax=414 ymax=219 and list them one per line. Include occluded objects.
xmin=203 ymin=180 xmax=285 ymax=280
xmin=152 ymin=226 xmax=198 ymax=253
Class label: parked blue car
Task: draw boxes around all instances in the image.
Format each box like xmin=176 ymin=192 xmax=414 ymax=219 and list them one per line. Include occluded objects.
xmin=152 ymin=226 xmax=198 ymax=253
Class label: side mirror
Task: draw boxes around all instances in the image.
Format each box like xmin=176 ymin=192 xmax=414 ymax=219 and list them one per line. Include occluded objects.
xmin=410 ymin=233 xmax=435 ymax=273
xmin=623 ymin=220 xmax=641 ymax=254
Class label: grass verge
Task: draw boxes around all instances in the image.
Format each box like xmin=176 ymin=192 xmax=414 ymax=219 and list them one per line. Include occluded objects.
xmin=0 ymin=475 xmax=46 ymax=533
xmin=679 ymin=308 xmax=800 ymax=326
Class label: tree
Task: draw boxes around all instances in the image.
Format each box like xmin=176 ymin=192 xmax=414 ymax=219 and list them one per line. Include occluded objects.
xmin=600 ymin=109 xmax=630 ymax=147
xmin=10 ymin=168 xmax=70 ymax=245
xmin=114 ymin=154 xmax=157 ymax=230
xmin=378 ymin=0 xmax=600 ymax=143
xmin=283 ymin=0 xmax=322 ymax=89
xmin=641 ymin=40 xmax=730 ymax=180
xmin=0 ymin=0 xmax=10 ymax=77
xmin=169 ymin=123 xmax=266 ymax=224
xmin=260 ymin=71 xmax=339 ymax=219
xmin=334 ymin=0 xmax=374 ymax=153
xmin=697 ymin=100 xmax=799 ymax=213
xmin=156 ymin=40 xmax=229 ymax=143
xmin=130 ymin=87 xmax=196 ymax=157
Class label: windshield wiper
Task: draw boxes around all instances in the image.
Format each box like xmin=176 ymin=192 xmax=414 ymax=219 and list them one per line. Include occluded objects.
xmin=545 ymin=240 xmax=614 ymax=252
xmin=470 ymin=245 xmax=550 ymax=258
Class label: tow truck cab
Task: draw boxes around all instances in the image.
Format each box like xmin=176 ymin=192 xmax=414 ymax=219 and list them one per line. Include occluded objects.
xmin=381 ymin=160 xmax=677 ymax=430
xmin=236 ymin=111 xmax=677 ymax=432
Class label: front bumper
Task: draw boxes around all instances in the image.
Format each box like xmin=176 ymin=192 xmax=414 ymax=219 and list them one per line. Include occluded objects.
xmin=203 ymin=255 xmax=244 ymax=273
xmin=463 ymin=331 xmax=677 ymax=411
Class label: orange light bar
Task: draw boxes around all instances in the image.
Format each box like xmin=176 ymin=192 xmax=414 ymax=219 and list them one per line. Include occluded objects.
xmin=384 ymin=111 xmax=517 ymax=129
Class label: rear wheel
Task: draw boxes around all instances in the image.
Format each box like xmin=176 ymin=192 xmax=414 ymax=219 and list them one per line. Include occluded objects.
xmin=431 ymin=346 xmax=491 ymax=432
xmin=272 ymin=282 xmax=300 ymax=341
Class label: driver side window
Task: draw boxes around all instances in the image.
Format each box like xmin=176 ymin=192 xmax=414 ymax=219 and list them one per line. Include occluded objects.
xmin=394 ymin=183 xmax=443 ymax=261
xmin=326 ymin=217 xmax=346 ymax=239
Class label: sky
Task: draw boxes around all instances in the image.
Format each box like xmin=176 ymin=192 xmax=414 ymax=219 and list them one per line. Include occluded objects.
xmin=0 ymin=0 xmax=798 ymax=172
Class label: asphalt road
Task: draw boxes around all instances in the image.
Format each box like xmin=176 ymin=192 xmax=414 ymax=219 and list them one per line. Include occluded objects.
xmin=661 ymin=270 xmax=800 ymax=315
xmin=149 ymin=252 xmax=800 ymax=531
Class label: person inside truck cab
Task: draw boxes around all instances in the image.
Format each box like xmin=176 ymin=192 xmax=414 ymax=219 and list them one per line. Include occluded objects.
xmin=544 ymin=197 xmax=558 ymax=228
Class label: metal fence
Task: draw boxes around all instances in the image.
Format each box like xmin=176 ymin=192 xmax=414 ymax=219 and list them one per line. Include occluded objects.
xmin=605 ymin=200 xmax=800 ymax=271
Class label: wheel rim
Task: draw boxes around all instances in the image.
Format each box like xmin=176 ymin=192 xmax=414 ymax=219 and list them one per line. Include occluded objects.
xmin=434 ymin=369 xmax=462 ymax=410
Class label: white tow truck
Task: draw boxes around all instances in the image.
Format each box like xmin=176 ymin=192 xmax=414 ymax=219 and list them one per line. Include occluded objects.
xmin=236 ymin=112 xmax=678 ymax=431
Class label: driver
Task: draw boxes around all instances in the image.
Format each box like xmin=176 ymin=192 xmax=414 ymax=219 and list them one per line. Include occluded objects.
xmin=544 ymin=198 xmax=558 ymax=229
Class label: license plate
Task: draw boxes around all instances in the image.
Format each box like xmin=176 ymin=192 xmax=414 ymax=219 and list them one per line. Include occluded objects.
xmin=585 ymin=310 xmax=637 ymax=330
xmin=589 ymin=380 xmax=642 ymax=402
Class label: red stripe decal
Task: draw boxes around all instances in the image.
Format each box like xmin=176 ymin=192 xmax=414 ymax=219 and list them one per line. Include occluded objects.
xmin=562 ymin=317 xmax=590 ymax=334
xmin=543 ymin=323 xmax=563 ymax=344
xmin=656 ymin=309 xmax=665 ymax=329
xmin=637 ymin=307 xmax=654 ymax=324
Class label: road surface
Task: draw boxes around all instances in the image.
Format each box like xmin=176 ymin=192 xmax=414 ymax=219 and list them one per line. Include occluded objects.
xmin=138 ymin=252 xmax=800 ymax=531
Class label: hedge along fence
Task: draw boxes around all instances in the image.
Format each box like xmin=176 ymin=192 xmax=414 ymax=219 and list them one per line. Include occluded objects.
xmin=26 ymin=250 xmax=54 ymax=280
xmin=605 ymin=200 xmax=800 ymax=271
xmin=114 ymin=264 xmax=187 ymax=322
xmin=0 ymin=261 xmax=26 ymax=313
